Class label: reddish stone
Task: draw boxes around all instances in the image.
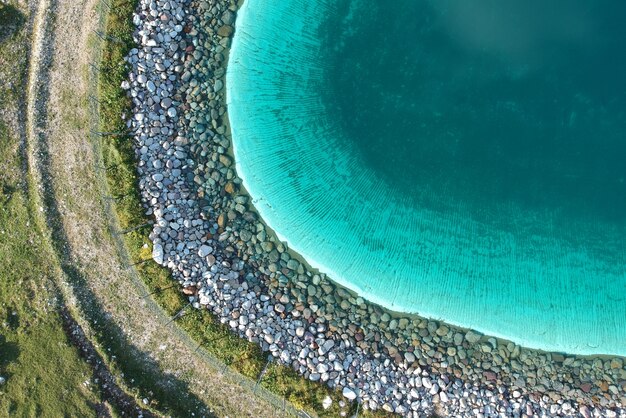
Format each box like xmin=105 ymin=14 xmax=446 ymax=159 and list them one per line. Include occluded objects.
xmin=224 ymin=181 xmax=236 ymax=194
xmin=182 ymin=286 xmax=196 ymax=295
xmin=483 ymin=371 xmax=497 ymax=381
xmin=217 ymin=213 xmax=226 ymax=228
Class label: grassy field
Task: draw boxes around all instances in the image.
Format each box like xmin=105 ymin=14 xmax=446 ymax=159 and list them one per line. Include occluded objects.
xmin=0 ymin=2 xmax=104 ymax=416
xmin=97 ymin=0 xmax=393 ymax=416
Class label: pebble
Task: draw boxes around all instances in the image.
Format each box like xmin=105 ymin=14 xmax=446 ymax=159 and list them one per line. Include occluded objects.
xmin=152 ymin=243 xmax=164 ymax=264
xmin=342 ymin=387 xmax=357 ymax=401
xmin=198 ymin=244 xmax=212 ymax=257
xmin=217 ymin=25 xmax=233 ymax=37
xmin=465 ymin=330 xmax=482 ymax=344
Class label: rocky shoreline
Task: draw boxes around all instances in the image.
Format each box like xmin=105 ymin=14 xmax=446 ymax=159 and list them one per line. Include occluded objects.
xmin=124 ymin=0 xmax=626 ymax=416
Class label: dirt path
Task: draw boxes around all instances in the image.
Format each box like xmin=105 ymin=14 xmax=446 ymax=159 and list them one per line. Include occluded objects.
xmin=25 ymin=0 xmax=286 ymax=416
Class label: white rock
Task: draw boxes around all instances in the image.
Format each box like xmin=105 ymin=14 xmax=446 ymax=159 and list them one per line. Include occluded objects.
xmin=198 ymin=245 xmax=213 ymax=257
xmin=152 ymin=244 xmax=164 ymax=264
xmin=579 ymin=406 xmax=591 ymax=418
xmin=342 ymin=387 xmax=357 ymax=401
xmin=429 ymin=383 xmax=439 ymax=395
xmin=317 ymin=363 xmax=329 ymax=373
xmin=319 ymin=339 xmax=334 ymax=354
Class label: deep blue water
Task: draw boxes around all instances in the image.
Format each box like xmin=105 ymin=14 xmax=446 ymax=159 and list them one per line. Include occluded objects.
xmin=325 ymin=1 xmax=626 ymax=223
xmin=227 ymin=0 xmax=626 ymax=355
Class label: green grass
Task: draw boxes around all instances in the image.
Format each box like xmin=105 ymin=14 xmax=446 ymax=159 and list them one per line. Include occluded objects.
xmin=0 ymin=4 xmax=26 ymax=109
xmin=96 ymin=0 xmax=396 ymax=416
xmin=0 ymin=4 xmax=104 ymax=415
xmin=0 ymin=127 xmax=101 ymax=418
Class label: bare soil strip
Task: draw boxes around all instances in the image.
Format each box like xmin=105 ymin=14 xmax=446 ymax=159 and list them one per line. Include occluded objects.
xmin=25 ymin=0 xmax=285 ymax=415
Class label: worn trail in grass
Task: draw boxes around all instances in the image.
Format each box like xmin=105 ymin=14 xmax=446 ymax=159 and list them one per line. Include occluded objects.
xmin=0 ymin=2 xmax=104 ymax=416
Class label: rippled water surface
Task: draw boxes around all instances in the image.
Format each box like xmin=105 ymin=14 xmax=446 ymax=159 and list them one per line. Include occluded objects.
xmin=227 ymin=0 xmax=626 ymax=354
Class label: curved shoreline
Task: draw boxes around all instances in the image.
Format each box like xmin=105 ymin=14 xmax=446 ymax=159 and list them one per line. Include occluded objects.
xmin=127 ymin=0 xmax=626 ymax=416
xmin=227 ymin=0 xmax=626 ymax=357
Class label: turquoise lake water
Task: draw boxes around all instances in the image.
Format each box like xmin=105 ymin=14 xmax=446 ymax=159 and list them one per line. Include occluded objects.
xmin=227 ymin=0 xmax=626 ymax=355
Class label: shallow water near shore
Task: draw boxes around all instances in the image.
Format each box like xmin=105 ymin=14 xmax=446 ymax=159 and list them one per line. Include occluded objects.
xmin=227 ymin=0 xmax=626 ymax=355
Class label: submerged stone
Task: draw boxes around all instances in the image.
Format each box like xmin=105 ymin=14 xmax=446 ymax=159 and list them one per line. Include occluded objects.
xmin=227 ymin=0 xmax=626 ymax=355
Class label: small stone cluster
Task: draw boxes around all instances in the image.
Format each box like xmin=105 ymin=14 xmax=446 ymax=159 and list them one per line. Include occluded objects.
xmin=124 ymin=0 xmax=626 ymax=416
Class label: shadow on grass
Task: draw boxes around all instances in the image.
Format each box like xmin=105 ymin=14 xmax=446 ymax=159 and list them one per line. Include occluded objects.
xmin=35 ymin=105 xmax=214 ymax=418
xmin=28 ymin=13 xmax=213 ymax=415
xmin=0 ymin=334 xmax=20 ymax=379
xmin=62 ymin=264 xmax=214 ymax=417
xmin=0 ymin=4 xmax=26 ymax=44
xmin=38 ymin=132 xmax=214 ymax=418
